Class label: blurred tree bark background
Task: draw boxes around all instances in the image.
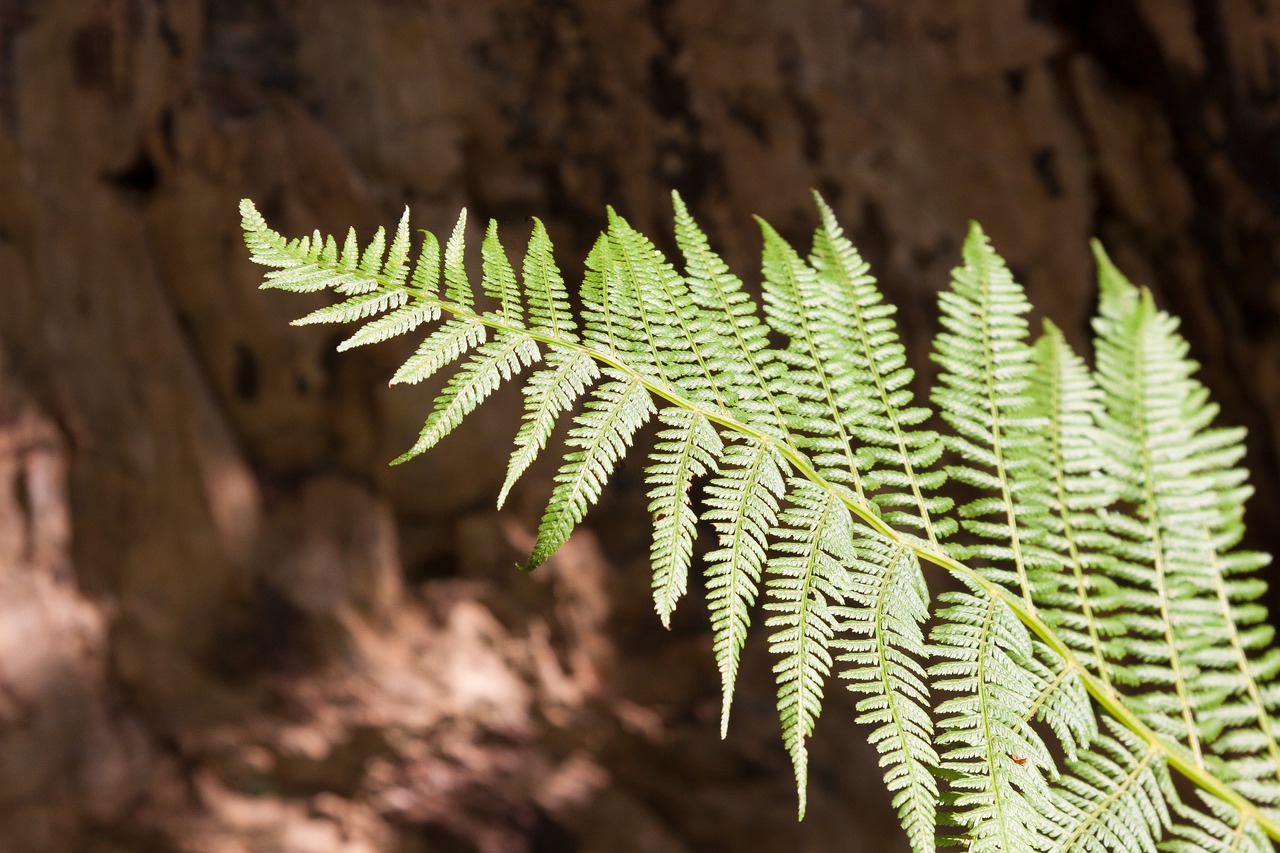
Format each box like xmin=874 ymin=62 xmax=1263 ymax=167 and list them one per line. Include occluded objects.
xmin=2 ymin=1 xmax=1280 ymax=851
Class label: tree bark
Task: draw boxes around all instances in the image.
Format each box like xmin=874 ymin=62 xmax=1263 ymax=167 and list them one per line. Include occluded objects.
xmin=1 ymin=1 xmax=1278 ymax=850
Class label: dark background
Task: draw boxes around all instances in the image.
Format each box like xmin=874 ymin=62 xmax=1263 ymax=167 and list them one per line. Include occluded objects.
xmin=2 ymin=1 xmax=1280 ymax=851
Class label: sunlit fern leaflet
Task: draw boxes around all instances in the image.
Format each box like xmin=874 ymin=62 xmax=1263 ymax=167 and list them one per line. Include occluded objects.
xmin=242 ymin=192 xmax=1280 ymax=849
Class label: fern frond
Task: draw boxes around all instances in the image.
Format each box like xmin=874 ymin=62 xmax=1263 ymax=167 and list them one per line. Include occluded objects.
xmin=759 ymin=220 xmax=870 ymax=500
xmin=647 ymin=408 xmax=723 ymax=626
xmin=833 ymin=538 xmax=939 ymax=852
xmin=702 ymin=437 xmax=788 ymax=736
xmin=764 ymin=478 xmax=856 ymax=819
xmin=241 ymin=196 xmax=1280 ymax=848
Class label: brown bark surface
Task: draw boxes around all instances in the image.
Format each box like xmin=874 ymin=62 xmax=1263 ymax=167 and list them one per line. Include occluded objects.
xmin=2 ymin=1 xmax=1279 ymax=850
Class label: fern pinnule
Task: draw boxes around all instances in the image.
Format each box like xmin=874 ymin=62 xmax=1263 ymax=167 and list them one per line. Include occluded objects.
xmin=524 ymin=372 xmax=654 ymax=571
xmin=701 ymin=437 xmax=787 ymax=737
xmin=764 ymin=478 xmax=856 ymax=820
xmin=647 ymin=408 xmax=723 ymax=626
xmin=759 ymin=219 xmax=871 ymax=500
xmin=807 ymin=193 xmax=953 ymax=544
xmin=929 ymin=579 xmax=1053 ymax=850
xmin=930 ymin=223 xmax=1056 ymax=610
xmin=833 ymin=538 xmax=939 ymax=852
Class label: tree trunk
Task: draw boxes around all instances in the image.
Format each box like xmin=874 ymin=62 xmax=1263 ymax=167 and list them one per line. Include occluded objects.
xmin=2 ymin=1 xmax=1278 ymax=850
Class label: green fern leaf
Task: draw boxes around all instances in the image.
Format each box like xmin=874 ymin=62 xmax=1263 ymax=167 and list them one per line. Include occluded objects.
xmin=808 ymin=193 xmax=953 ymax=542
xmin=930 ymin=222 xmax=1055 ymax=609
xmin=482 ymin=220 xmax=523 ymax=324
xmin=443 ymin=209 xmax=472 ymax=308
xmin=1041 ymin=717 xmax=1172 ymax=852
xmin=702 ymin=437 xmax=787 ymax=737
xmin=409 ymin=229 xmax=442 ymax=296
xmin=524 ymin=372 xmax=654 ymax=571
xmin=394 ymin=331 xmax=540 ymax=463
xmin=764 ymin=478 xmax=856 ymax=820
xmin=833 ymin=538 xmax=939 ymax=852
xmin=357 ymin=219 xmax=388 ymax=281
xmin=1026 ymin=322 xmax=1118 ymax=683
xmin=497 ymin=349 xmax=600 ymax=508
xmin=389 ymin=317 xmax=487 ymax=387
xmin=607 ymin=210 xmax=733 ymax=410
xmin=522 ymin=219 xmax=577 ymax=340
xmin=337 ymin=299 xmax=442 ymax=351
xmin=382 ymin=207 xmax=413 ymax=286
xmin=291 ymin=287 xmax=408 ymax=327
xmin=930 ymin=580 xmax=1053 ymax=850
xmin=759 ymin=219 xmax=871 ymax=499
xmin=1164 ymin=791 xmax=1272 ymax=852
xmin=1092 ymin=243 xmax=1280 ymax=804
xmin=672 ymin=192 xmax=792 ymax=441
xmin=240 ymin=195 xmax=1280 ymax=848
xmin=647 ymin=408 xmax=723 ymax=627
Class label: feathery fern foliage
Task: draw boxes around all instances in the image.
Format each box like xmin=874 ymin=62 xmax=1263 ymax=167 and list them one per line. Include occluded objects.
xmin=242 ymin=193 xmax=1280 ymax=850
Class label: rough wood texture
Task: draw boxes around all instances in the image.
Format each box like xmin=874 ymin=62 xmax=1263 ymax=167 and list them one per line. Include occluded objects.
xmin=1 ymin=1 xmax=1278 ymax=850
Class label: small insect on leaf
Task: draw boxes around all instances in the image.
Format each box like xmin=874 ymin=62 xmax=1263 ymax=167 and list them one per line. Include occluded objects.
xmin=1010 ymin=754 xmax=1028 ymax=766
